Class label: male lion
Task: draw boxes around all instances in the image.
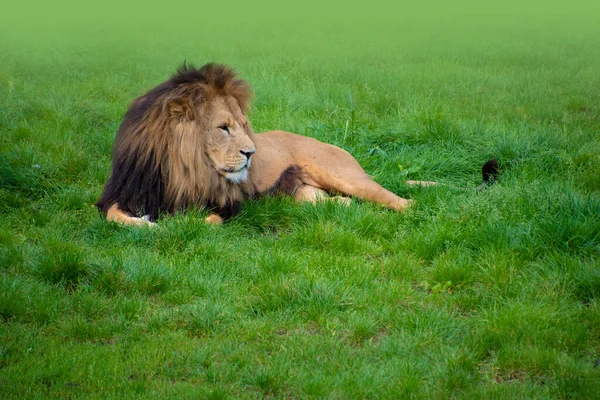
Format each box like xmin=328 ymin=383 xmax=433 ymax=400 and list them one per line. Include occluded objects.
xmin=97 ymin=63 xmax=421 ymax=226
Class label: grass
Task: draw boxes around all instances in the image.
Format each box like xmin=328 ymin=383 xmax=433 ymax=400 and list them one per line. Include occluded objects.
xmin=1 ymin=1 xmax=600 ymax=398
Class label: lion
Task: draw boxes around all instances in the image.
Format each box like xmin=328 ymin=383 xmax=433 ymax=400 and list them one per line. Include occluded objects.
xmin=97 ymin=63 xmax=436 ymax=226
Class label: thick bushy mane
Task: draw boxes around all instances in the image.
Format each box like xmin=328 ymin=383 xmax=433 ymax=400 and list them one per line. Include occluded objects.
xmin=170 ymin=62 xmax=252 ymax=112
xmin=96 ymin=63 xmax=254 ymax=221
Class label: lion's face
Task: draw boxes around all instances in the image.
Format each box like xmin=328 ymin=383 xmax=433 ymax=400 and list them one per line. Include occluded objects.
xmin=201 ymin=95 xmax=256 ymax=184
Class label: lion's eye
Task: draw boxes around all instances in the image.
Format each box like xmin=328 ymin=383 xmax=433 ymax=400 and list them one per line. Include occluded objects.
xmin=218 ymin=125 xmax=230 ymax=134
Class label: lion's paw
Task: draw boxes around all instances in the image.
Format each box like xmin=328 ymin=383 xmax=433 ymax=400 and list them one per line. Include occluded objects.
xmin=333 ymin=196 xmax=352 ymax=206
xmin=130 ymin=216 xmax=157 ymax=227
xmin=205 ymin=214 xmax=224 ymax=225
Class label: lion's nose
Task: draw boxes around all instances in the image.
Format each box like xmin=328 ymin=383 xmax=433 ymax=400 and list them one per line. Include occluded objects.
xmin=240 ymin=149 xmax=255 ymax=160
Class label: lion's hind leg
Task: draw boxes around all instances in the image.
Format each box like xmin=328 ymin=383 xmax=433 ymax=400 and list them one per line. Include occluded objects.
xmin=308 ymin=171 xmax=411 ymax=212
xmin=295 ymin=145 xmax=411 ymax=212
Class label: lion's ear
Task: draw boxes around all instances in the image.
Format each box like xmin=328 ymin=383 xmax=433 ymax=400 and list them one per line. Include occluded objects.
xmin=168 ymin=97 xmax=195 ymax=121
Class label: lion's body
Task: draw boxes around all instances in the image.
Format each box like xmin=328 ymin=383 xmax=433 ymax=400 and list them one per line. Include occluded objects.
xmin=249 ymin=131 xmax=410 ymax=210
xmin=97 ymin=63 xmax=411 ymax=226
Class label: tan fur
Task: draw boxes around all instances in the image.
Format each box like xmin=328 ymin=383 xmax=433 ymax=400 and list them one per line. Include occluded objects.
xmin=205 ymin=214 xmax=224 ymax=224
xmin=248 ymin=131 xmax=411 ymax=211
xmin=102 ymin=64 xmax=413 ymax=226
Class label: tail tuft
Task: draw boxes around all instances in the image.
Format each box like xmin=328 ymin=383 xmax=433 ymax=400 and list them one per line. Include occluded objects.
xmin=482 ymin=159 xmax=499 ymax=183
xmin=477 ymin=159 xmax=499 ymax=191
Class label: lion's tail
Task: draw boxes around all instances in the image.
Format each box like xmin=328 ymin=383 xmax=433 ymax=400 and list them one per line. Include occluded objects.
xmin=405 ymin=159 xmax=500 ymax=191
xmin=477 ymin=158 xmax=499 ymax=191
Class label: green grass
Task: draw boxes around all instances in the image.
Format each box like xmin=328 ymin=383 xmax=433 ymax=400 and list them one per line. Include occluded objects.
xmin=1 ymin=1 xmax=600 ymax=398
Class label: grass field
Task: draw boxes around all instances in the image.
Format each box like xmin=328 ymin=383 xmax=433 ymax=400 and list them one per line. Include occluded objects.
xmin=1 ymin=2 xmax=600 ymax=398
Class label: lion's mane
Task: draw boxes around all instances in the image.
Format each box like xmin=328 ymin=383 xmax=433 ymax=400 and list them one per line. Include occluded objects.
xmin=96 ymin=63 xmax=254 ymax=221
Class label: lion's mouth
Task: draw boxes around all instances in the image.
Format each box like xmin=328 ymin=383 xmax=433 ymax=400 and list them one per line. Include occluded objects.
xmin=222 ymin=165 xmax=246 ymax=173
xmin=221 ymin=161 xmax=251 ymax=184
xmin=221 ymin=159 xmax=251 ymax=174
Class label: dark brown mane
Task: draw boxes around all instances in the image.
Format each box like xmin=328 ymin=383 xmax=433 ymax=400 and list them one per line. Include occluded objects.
xmin=96 ymin=62 xmax=254 ymax=221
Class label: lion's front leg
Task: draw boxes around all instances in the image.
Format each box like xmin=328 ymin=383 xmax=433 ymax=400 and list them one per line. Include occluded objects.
xmin=106 ymin=204 xmax=156 ymax=227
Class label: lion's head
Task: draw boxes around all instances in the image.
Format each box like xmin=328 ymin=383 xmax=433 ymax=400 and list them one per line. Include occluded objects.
xmin=96 ymin=63 xmax=257 ymax=220
xmin=195 ymin=94 xmax=256 ymax=184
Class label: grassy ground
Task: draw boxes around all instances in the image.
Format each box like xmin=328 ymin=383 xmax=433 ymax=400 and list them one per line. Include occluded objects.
xmin=1 ymin=2 xmax=599 ymax=398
